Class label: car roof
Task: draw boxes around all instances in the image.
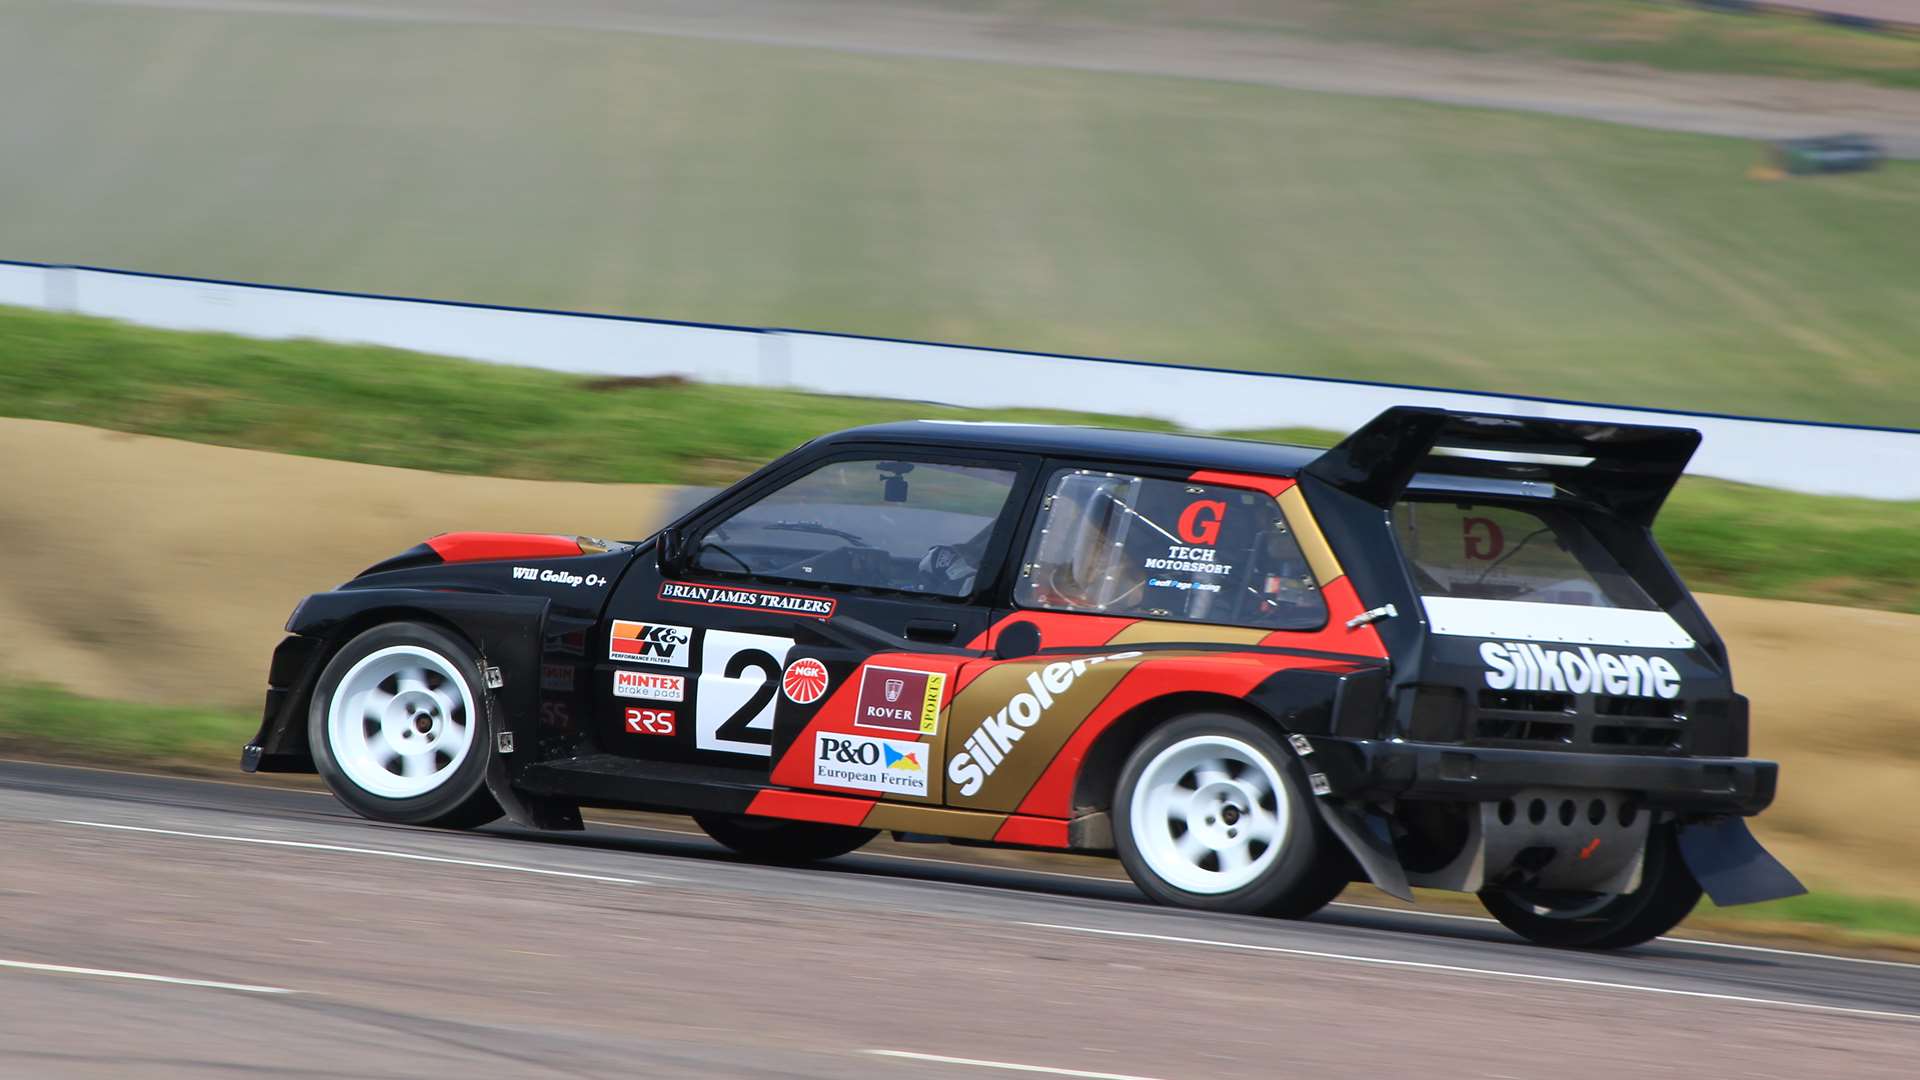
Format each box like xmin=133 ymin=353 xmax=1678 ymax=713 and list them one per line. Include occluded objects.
xmin=813 ymin=421 xmax=1324 ymax=477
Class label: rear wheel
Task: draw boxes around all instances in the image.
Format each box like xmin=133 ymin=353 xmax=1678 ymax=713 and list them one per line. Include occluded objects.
xmin=1478 ymin=823 xmax=1701 ymax=949
xmin=1114 ymin=713 xmax=1349 ymax=918
xmin=309 ymin=621 xmax=503 ymax=829
xmin=692 ymin=813 xmax=876 ymax=864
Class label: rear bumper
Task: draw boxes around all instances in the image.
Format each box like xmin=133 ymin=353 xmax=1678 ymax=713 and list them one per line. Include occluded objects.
xmin=1306 ymin=737 xmax=1778 ymax=816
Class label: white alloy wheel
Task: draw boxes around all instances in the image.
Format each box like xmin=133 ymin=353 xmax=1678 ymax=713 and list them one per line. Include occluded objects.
xmin=1128 ymin=734 xmax=1291 ymax=895
xmin=325 ymin=644 xmax=477 ymax=800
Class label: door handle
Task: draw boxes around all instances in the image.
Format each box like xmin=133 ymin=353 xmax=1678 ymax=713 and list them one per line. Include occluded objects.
xmin=903 ymin=618 xmax=960 ymax=644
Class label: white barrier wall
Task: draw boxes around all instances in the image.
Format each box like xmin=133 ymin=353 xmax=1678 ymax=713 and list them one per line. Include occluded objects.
xmin=5 ymin=261 xmax=1916 ymax=499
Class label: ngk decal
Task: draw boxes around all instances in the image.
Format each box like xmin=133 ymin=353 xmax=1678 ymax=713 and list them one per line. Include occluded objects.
xmin=613 ymin=670 xmax=685 ymax=702
xmin=947 ymin=652 xmax=1142 ymax=798
xmin=1481 ymin=642 xmax=1681 ymax=699
xmin=609 ymin=621 xmax=691 ymax=667
xmin=814 ymin=731 xmax=929 ymax=798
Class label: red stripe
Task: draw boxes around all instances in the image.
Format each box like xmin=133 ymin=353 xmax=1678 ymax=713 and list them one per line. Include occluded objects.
xmin=425 ymin=532 xmax=582 ymax=563
xmin=745 ymin=789 xmax=876 ymax=827
xmin=992 ymin=815 xmax=1070 ymax=848
xmin=1186 ymin=470 xmax=1296 ymax=498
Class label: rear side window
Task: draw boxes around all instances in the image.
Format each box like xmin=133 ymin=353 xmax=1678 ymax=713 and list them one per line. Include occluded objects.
xmin=1393 ymin=500 xmax=1656 ymax=609
xmin=1014 ymin=470 xmax=1327 ymax=630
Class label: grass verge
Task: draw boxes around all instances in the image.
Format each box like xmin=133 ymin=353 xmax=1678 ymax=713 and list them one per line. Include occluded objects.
xmin=5 ymin=0 xmax=1920 ymax=424
xmin=5 ymin=679 xmax=1915 ymax=954
xmin=6 ymin=304 xmax=1919 ymax=613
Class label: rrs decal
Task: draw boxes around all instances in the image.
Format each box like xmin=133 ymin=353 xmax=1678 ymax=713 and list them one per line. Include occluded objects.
xmin=695 ymin=631 xmax=794 ymax=756
xmin=1481 ymin=642 xmax=1680 ymax=699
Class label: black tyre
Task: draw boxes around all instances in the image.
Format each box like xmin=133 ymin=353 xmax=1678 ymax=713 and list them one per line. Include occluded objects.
xmin=692 ymin=813 xmax=877 ymax=864
xmin=1114 ymin=713 xmax=1350 ymax=917
xmin=308 ymin=621 xmax=503 ymax=829
xmin=1478 ymin=823 xmax=1702 ymax=949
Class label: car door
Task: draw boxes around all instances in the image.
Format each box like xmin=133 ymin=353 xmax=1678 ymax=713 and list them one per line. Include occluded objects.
xmin=596 ymin=446 xmax=1036 ymax=787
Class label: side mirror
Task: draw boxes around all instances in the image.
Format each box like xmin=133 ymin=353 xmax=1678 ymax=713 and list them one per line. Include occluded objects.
xmin=656 ymin=528 xmax=682 ymax=575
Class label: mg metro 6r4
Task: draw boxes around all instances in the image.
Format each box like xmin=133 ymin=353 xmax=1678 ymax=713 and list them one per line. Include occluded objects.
xmin=245 ymin=407 xmax=1803 ymax=948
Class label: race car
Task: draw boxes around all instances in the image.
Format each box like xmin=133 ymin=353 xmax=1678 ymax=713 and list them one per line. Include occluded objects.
xmin=244 ymin=406 xmax=1803 ymax=948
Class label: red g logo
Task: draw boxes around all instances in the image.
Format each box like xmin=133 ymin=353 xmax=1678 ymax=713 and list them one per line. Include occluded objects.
xmin=1462 ymin=517 xmax=1504 ymax=561
xmin=1177 ymin=500 xmax=1226 ymax=546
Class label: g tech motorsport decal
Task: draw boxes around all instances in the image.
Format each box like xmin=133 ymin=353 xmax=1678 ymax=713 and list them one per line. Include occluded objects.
xmin=658 ymin=581 xmax=836 ymax=619
xmin=624 ymin=707 xmax=676 ymax=736
xmin=781 ymin=657 xmax=831 ymax=704
xmin=855 ymin=666 xmax=946 ymax=735
xmin=948 ymin=651 xmax=1143 ymax=799
xmin=614 ymin=670 xmax=685 ymax=702
xmin=610 ymin=621 xmax=691 ymax=667
xmin=814 ymin=731 xmax=929 ymax=798
xmin=1481 ymin=642 xmax=1680 ymax=699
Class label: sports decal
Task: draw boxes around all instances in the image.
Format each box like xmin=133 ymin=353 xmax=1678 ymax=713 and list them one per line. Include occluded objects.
xmin=781 ymin=657 xmax=830 ymax=704
xmin=613 ymin=670 xmax=684 ymax=702
xmin=814 ymin=731 xmax=929 ymax=798
xmin=854 ymin=665 xmax=946 ymax=736
xmin=625 ymin=707 xmax=677 ymax=736
xmin=947 ymin=651 xmax=1143 ymax=799
xmin=609 ymin=621 xmax=691 ymax=667
xmin=658 ymin=581 xmax=836 ymax=619
xmin=1462 ymin=517 xmax=1504 ymax=561
xmin=540 ymin=663 xmax=575 ymax=692
xmin=695 ymin=630 xmax=794 ymax=755
xmin=1481 ymin=642 xmax=1680 ymax=699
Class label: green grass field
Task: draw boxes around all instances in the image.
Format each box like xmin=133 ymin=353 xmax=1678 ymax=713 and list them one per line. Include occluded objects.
xmin=6 ymin=303 xmax=1919 ymax=613
xmin=3 ymin=1 xmax=1919 ymax=425
xmin=953 ymin=0 xmax=1920 ymax=87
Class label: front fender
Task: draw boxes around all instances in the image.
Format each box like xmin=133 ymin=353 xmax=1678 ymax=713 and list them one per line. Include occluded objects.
xmin=244 ymin=588 xmax=575 ymax=829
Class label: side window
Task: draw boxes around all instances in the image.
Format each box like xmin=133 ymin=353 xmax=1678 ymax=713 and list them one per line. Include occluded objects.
xmin=1014 ymin=470 xmax=1327 ymax=630
xmin=692 ymin=458 xmax=1018 ymax=597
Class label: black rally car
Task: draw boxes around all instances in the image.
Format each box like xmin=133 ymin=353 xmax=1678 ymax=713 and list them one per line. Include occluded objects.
xmin=245 ymin=406 xmax=1802 ymax=948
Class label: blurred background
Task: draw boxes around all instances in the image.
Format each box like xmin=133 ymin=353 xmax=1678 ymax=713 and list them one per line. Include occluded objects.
xmin=3 ymin=0 xmax=1920 ymax=949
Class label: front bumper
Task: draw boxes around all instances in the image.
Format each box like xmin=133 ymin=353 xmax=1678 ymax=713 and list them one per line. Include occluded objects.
xmin=1305 ymin=737 xmax=1778 ymax=816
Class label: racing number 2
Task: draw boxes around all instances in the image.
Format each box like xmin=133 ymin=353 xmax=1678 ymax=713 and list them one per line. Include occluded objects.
xmin=695 ymin=631 xmax=793 ymax=756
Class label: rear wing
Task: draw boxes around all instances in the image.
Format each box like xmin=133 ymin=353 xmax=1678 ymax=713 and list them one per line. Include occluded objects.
xmin=1301 ymin=407 xmax=1700 ymax=526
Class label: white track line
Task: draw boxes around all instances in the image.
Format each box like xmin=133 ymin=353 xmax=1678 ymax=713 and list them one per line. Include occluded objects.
xmin=1023 ymin=923 xmax=1920 ymax=1024
xmin=60 ymin=821 xmax=649 ymax=885
xmin=587 ymin=814 xmax=1920 ymax=968
xmin=0 ymin=757 xmax=324 ymax=796
xmin=865 ymin=1050 xmax=1168 ymax=1079
xmin=0 ymin=958 xmax=292 ymax=995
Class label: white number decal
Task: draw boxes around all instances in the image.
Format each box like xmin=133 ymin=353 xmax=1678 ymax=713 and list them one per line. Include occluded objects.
xmin=695 ymin=631 xmax=793 ymax=756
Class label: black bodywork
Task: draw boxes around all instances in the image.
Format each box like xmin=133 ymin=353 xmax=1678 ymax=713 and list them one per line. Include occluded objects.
xmin=245 ymin=407 xmax=1802 ymax=907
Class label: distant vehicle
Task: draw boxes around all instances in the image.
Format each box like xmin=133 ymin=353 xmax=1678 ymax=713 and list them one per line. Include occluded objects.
xmin=245 ymin=407 xmax=1801 ymax=948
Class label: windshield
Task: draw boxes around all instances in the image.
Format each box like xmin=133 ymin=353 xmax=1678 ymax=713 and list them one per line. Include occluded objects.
xmin=1392 ymin=499 xmax=1656 ymax=610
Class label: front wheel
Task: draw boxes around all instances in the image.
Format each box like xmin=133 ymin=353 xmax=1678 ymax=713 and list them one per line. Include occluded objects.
xmin=1114 ymin=713 xmax=1350 ymax=918
xmin=308 ymin=621 xmax=503 ymax=829
xmin=692 ymin=813 xmax=876 ymax=864
xmin=1478 ymin=823 xmax=1702 ymax=949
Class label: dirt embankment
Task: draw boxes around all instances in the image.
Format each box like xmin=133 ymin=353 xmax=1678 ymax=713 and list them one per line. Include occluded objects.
xmin=0 ymin=418 xmax=1912 ymax=893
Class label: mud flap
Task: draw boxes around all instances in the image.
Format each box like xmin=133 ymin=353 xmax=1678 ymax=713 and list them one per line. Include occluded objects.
xmin=1315 ymin=799 xmax=1413 ymax=902
xmin=1676 ymin=817 xmax=1806 ymax=907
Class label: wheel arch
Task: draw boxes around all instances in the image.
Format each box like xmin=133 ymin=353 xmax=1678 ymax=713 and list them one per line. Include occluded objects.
xmin=1068 ymin=691 xmax=1286 ymax=822
xmin=248 ymin=590 xmax=549 ymax=776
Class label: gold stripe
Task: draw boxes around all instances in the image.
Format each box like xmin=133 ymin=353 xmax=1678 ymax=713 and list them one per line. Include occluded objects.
xmin=1279 ymin=486 xmax=1343 ymax=585
xmin=862 ymin=803 xmax=1007 ymax=841
xmin=1107 ymin=622 xmax=1268 ymax=646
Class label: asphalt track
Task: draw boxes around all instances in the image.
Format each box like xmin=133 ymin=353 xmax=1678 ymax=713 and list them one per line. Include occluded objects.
xmin=2 ymin=761 xmax=1916 ymax=1079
